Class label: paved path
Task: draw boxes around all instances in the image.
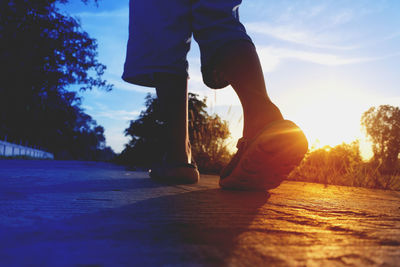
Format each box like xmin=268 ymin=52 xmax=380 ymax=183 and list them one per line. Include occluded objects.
xmin=0 ymin=160 xmax=399 ymax=266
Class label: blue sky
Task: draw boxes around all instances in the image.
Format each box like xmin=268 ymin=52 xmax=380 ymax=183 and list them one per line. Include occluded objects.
xmin=59 ymin=0 xmax=400 ymax=157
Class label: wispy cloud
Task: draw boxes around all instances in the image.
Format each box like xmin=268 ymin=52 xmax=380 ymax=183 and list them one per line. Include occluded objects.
xmin=110 ymin=78 xmax=153 ymax=93
xmin=246 ymin=22 xmax=357 ymax=50
xmin=95 ymin=109 xmax=140 ymax=121
xmin=257 ymin=46 xmax=400 ymax=69
xmin=383 ymin=31 xmax=400 ymax=42
xmin=245 ymin=1 xmax=395 ymax=51
xmin=328 ymin=9 xmax=354 ymax=26
xmin=87 ymin=102 xmax=141 ymax=121
xmin=81 ymin=105 xmax=94 ymax=111
xmin=73 ymin=8 xmax=128 ymax=19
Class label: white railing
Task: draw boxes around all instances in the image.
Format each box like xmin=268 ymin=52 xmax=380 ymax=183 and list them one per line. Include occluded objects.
xmin=0 ymin=140 xmax=54 ymax=159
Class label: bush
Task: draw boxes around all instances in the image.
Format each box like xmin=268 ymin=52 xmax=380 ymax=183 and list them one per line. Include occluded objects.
xmin=288 ymin=141 xmax=400 ymax=190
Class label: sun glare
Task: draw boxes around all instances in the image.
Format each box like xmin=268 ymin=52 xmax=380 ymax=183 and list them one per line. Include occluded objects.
xmin=208 ymin=80 xmax=398 ymax=161
xmin=278 ymin=85 xmax=377 ymax=159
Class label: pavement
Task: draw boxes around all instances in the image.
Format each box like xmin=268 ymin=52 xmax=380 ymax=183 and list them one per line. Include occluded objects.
xmin=0 ymin=160 xmax=399 ymax=266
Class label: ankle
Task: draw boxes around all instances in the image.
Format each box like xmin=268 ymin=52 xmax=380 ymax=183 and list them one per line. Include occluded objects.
xmin=165 ymin=152 xmax=191 ymax=164
xmin=165 ymin=141 xmax=192 ymax=164
xmin=243 ymin=102 xmax=283 ymax=138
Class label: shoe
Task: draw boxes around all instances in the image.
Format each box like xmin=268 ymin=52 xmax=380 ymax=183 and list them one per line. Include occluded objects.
xmin=219 ymin=120 xmax=308 ymax=190
xmin=149 ymin=159 xmax=200 ymax=185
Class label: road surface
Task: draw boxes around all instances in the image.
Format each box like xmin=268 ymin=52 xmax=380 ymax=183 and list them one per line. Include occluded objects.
xmin=0 ymin=160 xmax=399 ymax=266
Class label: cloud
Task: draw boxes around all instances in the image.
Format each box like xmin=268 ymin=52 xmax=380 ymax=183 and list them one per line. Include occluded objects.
xmin=383 ymin=31 xmax=400 ymax=42
xmin=87 ymin=102 xmax=141 ymax=121
xmin=328 ymin=9 xmax=354 ymax=26
xmin=245 ymin=1 xmax=399 ymax=52
xmin=246 ymin=22 xmax=357 ymax=50
xmin=73 ymin=8 xmax=128 ymax=19
xmin=81 ymin=101 xmax=141 ymax=152
xmin=81 ymin=105 xmax=94 ymax=111
xmin=110 ymin=78 xmax=153 ymax=93
xmin=257 ymin=45 xmax=400 ymax=69
xmin=95 ymin=109 xmax=140 ymax=121
xmin=103 ymin=126 xmax=130 ymax=153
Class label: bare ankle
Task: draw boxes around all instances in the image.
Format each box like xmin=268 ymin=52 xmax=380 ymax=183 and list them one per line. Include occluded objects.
xmin=165 ymin=141 xmax=192 ymax=164
xmin=243 ymin=102 xmax=283 ymax=138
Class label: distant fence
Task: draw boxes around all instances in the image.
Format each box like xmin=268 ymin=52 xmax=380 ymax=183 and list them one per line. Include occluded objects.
xmin=0 ymin=140 xmax=54 ymax=159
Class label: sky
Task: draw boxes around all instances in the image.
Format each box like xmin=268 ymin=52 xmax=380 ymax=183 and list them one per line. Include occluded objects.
xmin=59 ymin=0 xmax=400 ymax=158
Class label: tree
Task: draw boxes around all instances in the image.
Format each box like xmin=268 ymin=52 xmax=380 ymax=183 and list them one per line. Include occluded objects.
xmin=361 ymin=105 xmax=400 ymax=171
xmin=118 ymin=93 xmax=232 ymax=173
xmin=0 ymin=0 xmax=114 ymax=160
xmin=188 ymin=94 xmax=232 ymax=173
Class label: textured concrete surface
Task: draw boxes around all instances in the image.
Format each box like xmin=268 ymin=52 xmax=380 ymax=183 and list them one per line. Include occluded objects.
xmin=0 ymin=160 xmax=399 ymax=266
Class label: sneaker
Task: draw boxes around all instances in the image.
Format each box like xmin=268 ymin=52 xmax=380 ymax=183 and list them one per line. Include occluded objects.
xmin=219 ymin=120 xmax=308 ymax=190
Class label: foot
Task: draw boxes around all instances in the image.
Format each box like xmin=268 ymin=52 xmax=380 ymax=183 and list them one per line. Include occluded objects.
xmin=149 ymin=160 xmax=200 ymax=184
xmin=219 ymin=120 xmax=308 ymax=190
xmin=149 ymin=143 xmax=200 ymax=184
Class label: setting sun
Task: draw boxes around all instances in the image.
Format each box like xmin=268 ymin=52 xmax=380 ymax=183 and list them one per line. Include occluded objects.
xmin=277 ymin=82 xmax=400 ymax=160
xmin=207 ymin=79 xmax=400 ymax=161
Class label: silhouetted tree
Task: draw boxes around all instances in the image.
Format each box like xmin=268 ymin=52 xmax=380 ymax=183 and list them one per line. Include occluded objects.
xmin=0 ymin=0 xmax=114 ymax=160
xmin=118 ymin=94 xmax=165 ymax=167
xmin=361 ymin=105 xmax=400 ymax=171
xmin=118 ymin=93 xmax=232 ymax=173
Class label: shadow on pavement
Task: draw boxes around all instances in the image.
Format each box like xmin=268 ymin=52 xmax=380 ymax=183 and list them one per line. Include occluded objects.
xmin=0 ymin=177 xmax=164 ymax=200
xmin=0 ymin=187 xmax=270 ymax=266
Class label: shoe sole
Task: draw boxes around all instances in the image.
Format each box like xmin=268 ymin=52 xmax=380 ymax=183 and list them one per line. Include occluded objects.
xmin=219 ymin=120 xmax=308 ymax=190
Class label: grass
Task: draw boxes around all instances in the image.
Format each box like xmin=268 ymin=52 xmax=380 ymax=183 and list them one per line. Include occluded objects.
xmin=288 ymin=142 xmax=400 ymax=191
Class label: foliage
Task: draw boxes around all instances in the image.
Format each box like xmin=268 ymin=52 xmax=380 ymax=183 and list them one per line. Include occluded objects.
xmin=289 ymin=142 xmax=400 ymax=190
xmin=117 ymin=93 xmax=232 ymax=173
xmin=117 ymin=94 xmax=165 ymax=168
xmin=0 ymin=0 xmax=114 ymax=160
xmin=188 ymin=94 xmax=231 ymax=173
xmin=361 ymin=105 xmax=400 ymax=172
xmin=289 ymin=142 xmax=362 ymax=184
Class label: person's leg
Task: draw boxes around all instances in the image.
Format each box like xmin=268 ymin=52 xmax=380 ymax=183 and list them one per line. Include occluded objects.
xmin=216 ymin=40 xmax=308 ymax=190
xmin=193 ymin=0 xmax=308 ymax=190
xmin=154 ymin=73 xmax=191 ymax=164
xmin=217 ymin=40 xmax=283 ymax=139
xmin=192 ymin=1 xmax=282 ymax=139
xmin=155 ymin=41 xmax=278 ymax=164
xmin=152 ymin=72 xmax=199 ymax=184
xmin=123 ymin=0 xmax=199 ymax=183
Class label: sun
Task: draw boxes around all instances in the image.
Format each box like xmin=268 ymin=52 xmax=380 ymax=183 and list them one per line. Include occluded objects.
xmin=278 ymin=85 xmax=376 ymax=159
xmin=208 ymin=83 xmax=384 ymax=160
